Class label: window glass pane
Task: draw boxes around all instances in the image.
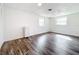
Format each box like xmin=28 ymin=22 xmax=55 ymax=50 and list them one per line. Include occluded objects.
xmin=56 ymin=16 xmax=67 ymax=25
xmin=39 ymin=17 xmax=45 ymax=26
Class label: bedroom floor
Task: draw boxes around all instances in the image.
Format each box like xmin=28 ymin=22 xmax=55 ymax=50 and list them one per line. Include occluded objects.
xmin=1 ymin=32 xmax=79 ymax=55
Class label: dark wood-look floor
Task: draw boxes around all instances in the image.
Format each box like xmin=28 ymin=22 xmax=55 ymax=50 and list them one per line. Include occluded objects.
xmin=2 ymin=32 xmax=79 ymax=55
xmin=30 ymin=32 xmax=79 ymax=55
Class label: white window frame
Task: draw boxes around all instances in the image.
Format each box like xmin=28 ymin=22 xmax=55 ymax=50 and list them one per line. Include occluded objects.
xmin=56 ymin=16 xmax=67 ymax=25
xmin=39 ymin=17 xmax=45 ymax=27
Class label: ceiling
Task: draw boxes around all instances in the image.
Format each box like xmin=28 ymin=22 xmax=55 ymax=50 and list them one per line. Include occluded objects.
xmin=3 ymin=3 xmax=79 ymax=17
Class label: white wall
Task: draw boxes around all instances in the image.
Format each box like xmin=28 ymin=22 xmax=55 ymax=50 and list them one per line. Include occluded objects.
xmin=4 ymin=7 xmax=50 ymax=41
xmin=51 ymin=13 xmax=79 ymax=36
xmin=0 ymin=5 xmax=4 ymax=47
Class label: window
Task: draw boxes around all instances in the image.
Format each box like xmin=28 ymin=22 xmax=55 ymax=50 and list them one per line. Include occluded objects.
xmin=39 ymin=17 xmax=45 ymax=26
xmin=56 ymin=16 xmax=67 ymax=25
